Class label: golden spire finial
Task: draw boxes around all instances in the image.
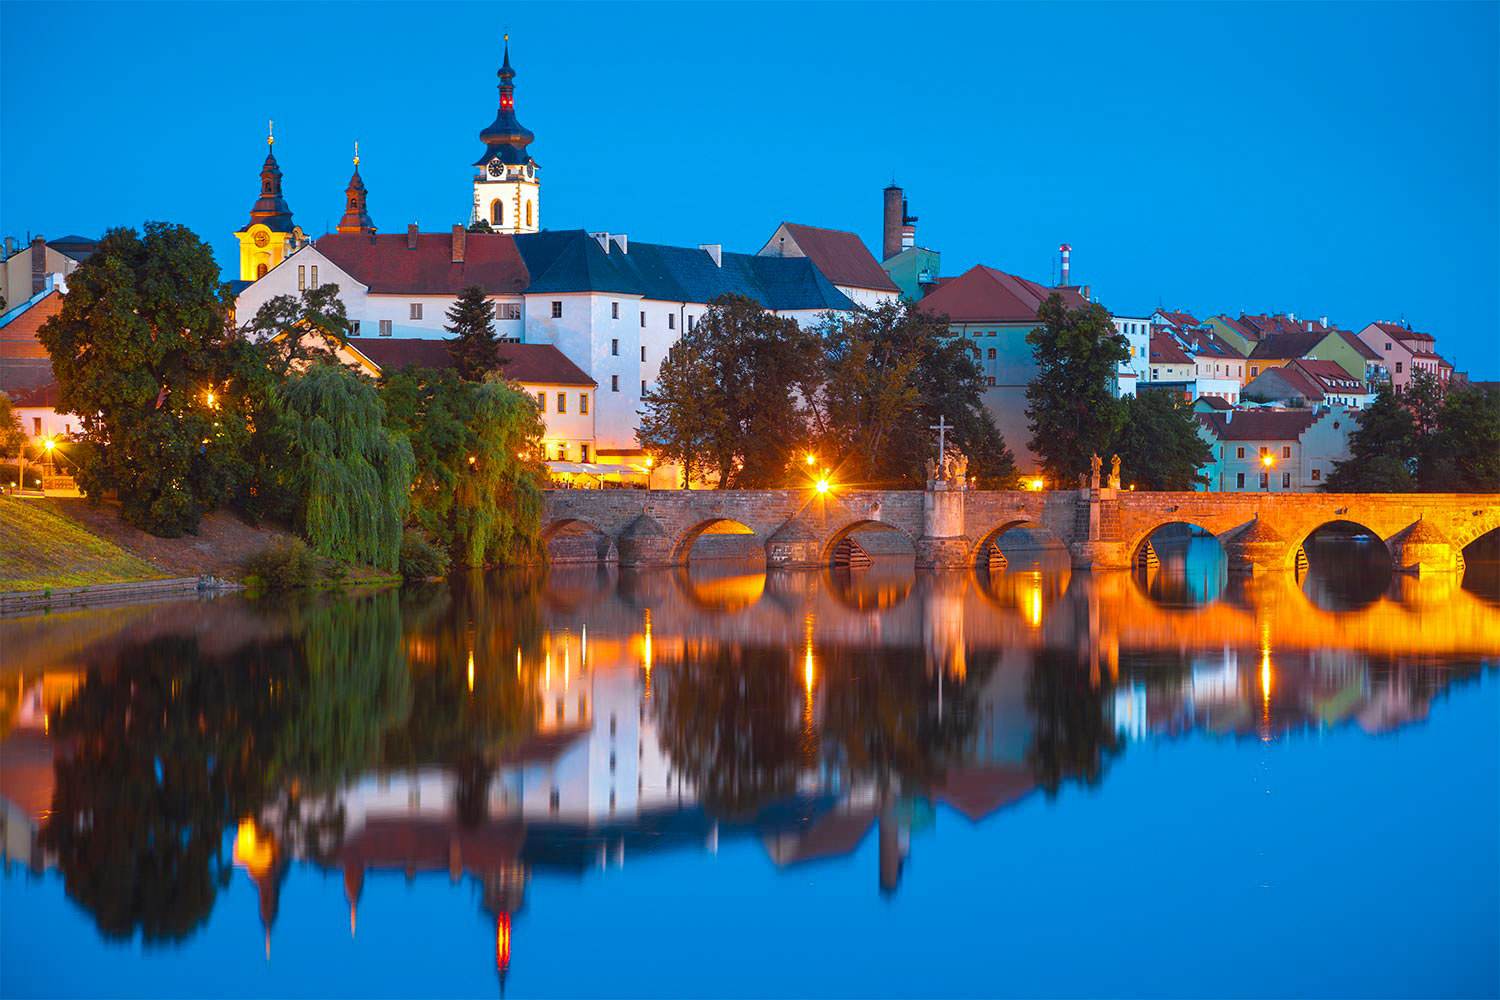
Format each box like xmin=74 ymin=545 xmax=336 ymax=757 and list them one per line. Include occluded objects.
xmin=353 ymin=140 xmax=359 ymax=167
xmin=268 ymin=119 xmax=274 ymax=146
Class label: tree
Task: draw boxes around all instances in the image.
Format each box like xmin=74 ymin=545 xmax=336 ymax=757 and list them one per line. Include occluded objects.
xmin=1427 ymin=385 xmax=1500 ymax=491
xmin=37 ymin=223 xmax=250 ymax=535
xmin=637 ymin=324 xmax=729 ymax=487
xmin=1323 ymin=383 xmax=1417 ymax=491
xmin=382 ymin=367 xmax=547 ymax=565
xmin=1111 ymin=390 xmax=1213 ymax=490
xmin=1025 ymin=295 xmax=1129 ymax=484
xmin=467 ymin=219 xmax=495 ymax=234
xmin=240 ymin=283 xmax=354 ymax=379
xmin=444 ymin=285 xmax=504 ymax=381
xmin=0 ymin=391 xmax=25 ymax=458
xmin=276 ymin=361 xmax=413 ymax=570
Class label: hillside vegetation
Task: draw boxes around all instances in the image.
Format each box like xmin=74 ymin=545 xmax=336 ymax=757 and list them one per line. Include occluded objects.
xmin=0 ymin=496 xmax=165 ymax=592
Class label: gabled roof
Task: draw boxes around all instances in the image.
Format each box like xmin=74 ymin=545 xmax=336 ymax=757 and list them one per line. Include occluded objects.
xmin=1245 ymin=364 xmax=1324 ymax=403
xmin=1155 ymin=309 xmax=1200 ymax=330
xmin=350 ymin=338 xmax=594 ymax=386
xmin=1194 ymin=394 xmax=1233 ymax=411
xmin=1248 ymin=330 xmax=1331 ymax=361
xmin=315 ymin=232 xmax=531 ymax=296
xmin=1366 ymin=320 xmax=1434 ymax=343
xmin=916 ymin=265 xmax=1088 ymax=324
xmin=1291 ymin=359 xmax=1369 ymax=394
xmin=1181 ymin=330 xmax=1243 ymax=359
xmin=758 ymin=223 xmax=899 ymax=292
xmin=1197 ymin=409 xmax=1319 ymax=442
xmin=7 ymin=381 xmax=60 ymax=407
xmin=0 ymin=289 xmax=62 ymax=361
xmin=1150 ymin=330 xmax=1194 ymax=365
xmin=1210 ymin=315 xmax=1259 ymax=343
xmin=1336 ymin=329 xmax=1381 ymax=361
xmin=515 ymin=230 xmax=854 ymax=311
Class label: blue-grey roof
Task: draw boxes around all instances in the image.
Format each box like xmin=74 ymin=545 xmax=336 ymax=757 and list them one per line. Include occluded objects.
xmin=514 ymin=230 xmax=854 ymax=312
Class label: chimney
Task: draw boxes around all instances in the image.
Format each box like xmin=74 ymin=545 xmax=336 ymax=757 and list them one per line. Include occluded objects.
xmin=1059 ymin=243 xmax=1071 ymax=287
xmin=1081 ymin=283 xmax=1090 ymax=302
xmin=590 ymin=231 xmax=611 ymax=253
xmin=406 ymin=224 xmax=418 ymax=250
xmin=611 ymin=233 xmax=627 ymax=254
xmin=451 ymin=225 xmax=466 ymax=264
xmin=1319 ymin=315 xmax=1328 ymax=327
xmin=882 ymin=185 xmax=904 ymax=261
xmin=3 ymin=237 xmax=14 ymax=258
xmin=699 ymin=243 xmax=722 ymax=268
xmin=30 ymin=236 xmax=46 ymax=295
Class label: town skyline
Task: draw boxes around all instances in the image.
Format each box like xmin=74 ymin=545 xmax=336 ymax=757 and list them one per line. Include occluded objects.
xmin=2 ymin=2 xmax=1496 ymax=377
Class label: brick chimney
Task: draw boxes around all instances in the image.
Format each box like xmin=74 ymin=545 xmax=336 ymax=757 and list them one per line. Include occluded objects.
xmin=30 ymin=235 xmax=45 ymax=295
xmin=451 ymin=225 xmax=466 ymax=264
xmin=882 ymin=185 xmax=903 ymax=261
xmin=407 ymin=223 xmax=419 ymax=250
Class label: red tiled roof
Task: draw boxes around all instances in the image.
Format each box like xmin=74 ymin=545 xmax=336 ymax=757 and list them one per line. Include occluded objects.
xmin=773 ymin=223 xmax=899 ymax=292
xmin=1291 ymin=359 xmax=1368 ymax=394
xmin=917 ymin=265 xmax=1088 ymax=324
xmin=1150 ymin=331 xmax=1193 ymax=365
xmin=1252 ymin=364 xmax=1324 ymax=402
xmin=0 ymin=289 xmax=62 ymax=361
xmin=1196 ymin=395 xmax=1233 ymax=410
xmin=1248 ymin=330 xmax=1333 ymax=361
xmin=8 ymin=381 xmax=60 ymax=407
xmin=1211 ymin=315 xmax=1258 ymax=342
xmin=315 ymin=232 xmax=530 ymax=296
xmin=1156 ymin=309 xmax=1200 ymax=330
xmin=351 ymin=338 xmax=594 ymax=386
xmin=1196 ymin=409 xmax=1319 ymax=442
xmin=1336 ymin=329 xmax=1381 ymax=361
xmin=1368 ymin=320 xmax=1434 ymax=344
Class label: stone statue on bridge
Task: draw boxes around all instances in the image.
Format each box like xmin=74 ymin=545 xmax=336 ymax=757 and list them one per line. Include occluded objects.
xmin=1090 ymin=453 xmax=1102 ymax=490
xmin=1109 ymin=454 xmax=1121 ymax=490
xmin=928 ymin=449 xmax=968 ymax=486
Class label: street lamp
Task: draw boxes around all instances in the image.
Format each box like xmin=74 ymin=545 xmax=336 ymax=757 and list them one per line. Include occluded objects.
xmin=1260 ymin=452 xmax=1274 ymax=492
xmin=805 ymin=452 xmax=816 ymax=467
xmin=644 ymin=455 xmax=654 ymax=492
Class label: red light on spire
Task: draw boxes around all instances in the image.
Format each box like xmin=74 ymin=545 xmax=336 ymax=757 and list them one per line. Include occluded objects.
xmin=496 ymin=913 xmax=511 ymax=973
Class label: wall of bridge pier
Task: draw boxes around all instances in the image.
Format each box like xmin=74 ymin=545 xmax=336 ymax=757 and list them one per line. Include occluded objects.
xmin=541 ymin=487 xmax=1500 ymax=578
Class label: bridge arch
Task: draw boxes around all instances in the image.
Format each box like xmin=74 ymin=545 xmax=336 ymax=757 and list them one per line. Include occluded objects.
xmin=1123 ymin=517 xmax=1226 ymax=569
xmin=1452 ymin=507 xmax=1500 ymax=551
xmin=542 ymin=517 xmax=615 ymax=564
xmin=820 ymin=519 xmax=919 ymax=566
xmin=972 ymin=519 xmax=1069 ymax=572
xmin=670 ymin=517 xmax=762 ymax=567
xmin=1289 ymin=519 xmax=1395 ymax=572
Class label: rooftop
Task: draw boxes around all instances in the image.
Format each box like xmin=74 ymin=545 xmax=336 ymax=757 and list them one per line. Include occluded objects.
xmin=758 ymin=223 xmax=899 ymax=292
xmin=917 ymin=265 xmax=1088 ymax=324
xmin=1197 ymin=409 xmax=1320 ymax=442
xmin=350 ymin=338 xmax=594 ymax=386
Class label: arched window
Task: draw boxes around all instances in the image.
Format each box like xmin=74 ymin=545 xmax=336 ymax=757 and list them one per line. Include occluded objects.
xmin=490 ymin=199 xmax=503 ymax=226
xmin=256 ymin=262 xmax=268 ymax=279
xmin=525 ymin=201 xmax=533 ymax=227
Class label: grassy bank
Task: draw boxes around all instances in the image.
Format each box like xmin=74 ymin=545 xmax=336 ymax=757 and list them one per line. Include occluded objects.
xmin=0 ymin=496 xmax=166 ymax=593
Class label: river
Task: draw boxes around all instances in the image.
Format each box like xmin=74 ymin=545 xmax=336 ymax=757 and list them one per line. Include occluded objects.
xmin=2 ymin=540 xmax=1497 ymax=998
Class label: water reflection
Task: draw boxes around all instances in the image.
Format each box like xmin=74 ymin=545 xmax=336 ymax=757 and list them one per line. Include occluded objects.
xmin=2 ymin=552 xmax=1497 ymax=994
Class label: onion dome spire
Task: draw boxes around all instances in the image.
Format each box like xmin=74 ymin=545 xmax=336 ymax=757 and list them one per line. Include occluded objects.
xmin=336 ymin=141 xmax=377 ymax=235
xmin=474 ymin=36 xmax=536 ymax=167
xmin=247 ymin=120 xmax=295 ymax=233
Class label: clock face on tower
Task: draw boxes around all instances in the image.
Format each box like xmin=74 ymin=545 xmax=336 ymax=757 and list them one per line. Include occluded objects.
xmin=253 ymin=230 xmax=269 ymax=248
xmin=488 ymin=160 xmax=504 ymax=179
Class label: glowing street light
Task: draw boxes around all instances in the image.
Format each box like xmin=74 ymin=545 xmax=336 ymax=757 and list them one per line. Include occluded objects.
xmin=815 ymin=478 xmax=830 ymax=495
xmin=805 ymin=452 xmax=816 ymax=466
xmin=1029 ymin=477 xmax=1044 ymax=491
xmin=1260 ymin=452 xmax=1275 ymax=492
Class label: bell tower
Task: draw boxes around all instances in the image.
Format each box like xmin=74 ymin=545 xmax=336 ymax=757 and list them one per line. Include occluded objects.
xmin=471 ymin=37 xmax=540 ymax=234
xmin=235 ymin=122 xmax=301 ymax=281
xmin=336 ymin=142 xmax=377 ymax=236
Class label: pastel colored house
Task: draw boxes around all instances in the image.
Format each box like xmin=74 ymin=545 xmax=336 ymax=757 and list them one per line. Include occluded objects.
xmin=1357 ymin=321 xmax=1451 ymax=392
xmin=1241 ymin=359 xmax=1373 ymax=410
xmin=1195 ymin=407 xmax=1354 ymax=492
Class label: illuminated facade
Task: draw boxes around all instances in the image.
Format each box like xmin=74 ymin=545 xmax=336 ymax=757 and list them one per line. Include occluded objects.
xmin=470 ymin=40 xmax=540 ymax=234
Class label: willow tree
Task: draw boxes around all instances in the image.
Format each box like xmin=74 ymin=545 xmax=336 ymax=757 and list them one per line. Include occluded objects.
xmin=276 ymin=362 xmax=413 ymax=570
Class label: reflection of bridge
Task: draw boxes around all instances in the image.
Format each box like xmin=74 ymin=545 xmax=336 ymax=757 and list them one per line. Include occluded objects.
xmin=543 ymin=488 xmax=1500 ymax=574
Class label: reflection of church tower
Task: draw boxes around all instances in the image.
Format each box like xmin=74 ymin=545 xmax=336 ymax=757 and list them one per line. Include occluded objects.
xmin=483 ymin=867 xmax=528 ymax=996
xmin=344 ymin=863 xmax=364 ymax=937
xmin=471 ymin=38 xmax=540 ymax=233
xmin=234 ymin=123 xmax=302 ymax=281
xmin=336 ymin=143 xmax=377 ymax=236
xmin=233 ymin=819 xmax=286 ymax=959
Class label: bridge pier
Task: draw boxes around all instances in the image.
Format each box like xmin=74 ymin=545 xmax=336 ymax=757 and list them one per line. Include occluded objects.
xmin=1224 ymin=518 xmax=1289 ymax=576
xmin=765 ymin=518 xmax=822 ymax=569
xmin=1390 ymin=519 xmax=1462 ymax=577
xmin=917 ymin=481 xmax=969 ymax=569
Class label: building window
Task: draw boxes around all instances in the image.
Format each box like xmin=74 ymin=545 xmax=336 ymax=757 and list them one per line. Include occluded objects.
xmin=491 ymin=200 xmax=503 ymax=226
xmin=556 ymin=443 xmax=567 ymax=461
xmin=1260 ymin=446 xmax=1269 ymax=456
xmin=310 ymin=265 xmax=318 ymax=289
xmin=32 ymin=417 xmax=41 ymax=435
xmin=987 ymin=348 xmax=996 ymax=359
xmin=611 ymin=338 xmax=619 ymax=356
xmin=986 ymin=376 xmax=996 ymax=387
xmin=1236 ymin=447 xmax=1245 ymax=459
xmin=688 ymin=315 xmax=695 ymax=331
xmin=409 ymin=302 xmax=422 ymax=320
xmin=551 ymin=301 xmax=562 ymax=318
xmin=581 ymin=444 xmax=590 ymax=462
xmin=1311 ymin=468 xmax=1321 ymax=481
xmin=349 ymin=320 xmax=360 ymax=337
xmin=640 ymin=310 xmax=646 ymax=328
xmin=557 ymin=392 xmax=566 ymax=414
xmin=641 ymin=379 xmax=646 ymax=395
xmin=612 ymin=301 xmax=620 ymax=319
xmin=256 ymin=263 xmax=268 ymax=279
xmin=379 ymin=319 xmax=392 ymax=337
xmin=1282 ymin=446 xmax=1291 ymax=458
xmin=579 ymin=394 xmax=588 ymax=415
xmin=1395 ymin=362 xmax=1403 ymax=373
xmin=1236 ymin=472 xmax=1245 ymax=489
xmin=297 ymin=265 xmax=305 ymax=291
xmin=1250 ymin=366 xmax=1259 ymax=377
xmin=611 ymin=375 xmax=619 ymax=392
xmin=525 ymin=201 xmax=533 ymax=227
xmin=1260 ymin=472 xmax=1269 ymax=489
xmin=641 ymin=346 xmax=647 ymax=362
xmin=498 ymin=303 xmax=521 ymax=320
xmin=972 ymin=348 xmax=980 ymax=360
xmin=1384 ymin=342 xmax=1391 ymax=351
xmin=536 ymin=391 xmax=545 ymax=412
xmin=1282 ymin=472 xmax=1291 ymax=488
xmin=668 ymin=314 xmax=675 ymax=330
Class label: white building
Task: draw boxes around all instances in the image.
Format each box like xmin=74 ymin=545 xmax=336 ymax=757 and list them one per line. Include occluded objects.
xmin=1112 ymin=314 xmax=1150 ymax=395
xmin=1195 ymin=406 xmax=1354 ymax=492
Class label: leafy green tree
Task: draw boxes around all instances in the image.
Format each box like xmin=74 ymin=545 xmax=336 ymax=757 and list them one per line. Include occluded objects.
xmin=444 ymin=285 xmax=505 ymax=381
xmin=1025 ymin=295 xmax=1129 ymax=484
xmin=1323 ymin=383 xmax=1417 ymax=491
xmin=1111 ymin=390 xmax=1213 ymax=490
xmin=382 ymin=368 xmax=546 ymax=565
xmin=638 ymin=324 xmax=728 ymax=487
xmin=276 ymin=361 xmax=413 ymax=570
xmin=37 ymin=223 xmax=249 ymax=535
xmin=1427 ymin=385 xmax=1500 ymax=491
xmin=240 ymin=283 xmax=354 ymax=379
xmin=0 ymin=391 xmax=26 ymax=458
xmin=467 ymin=219 xmax=495 ymax=234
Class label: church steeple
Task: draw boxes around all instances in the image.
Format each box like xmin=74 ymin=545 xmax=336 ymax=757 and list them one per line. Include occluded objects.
xmin=336 ymin=141 xmax=376 ymax=236
xmin=471 ymin=37 xmax=540 ymax=233
xmin=236 ymin=122 xmax=303 ymax=281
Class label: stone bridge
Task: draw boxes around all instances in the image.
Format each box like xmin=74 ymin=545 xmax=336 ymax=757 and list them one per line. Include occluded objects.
xmin=542 ymin=486 xmax=1500 ymax=576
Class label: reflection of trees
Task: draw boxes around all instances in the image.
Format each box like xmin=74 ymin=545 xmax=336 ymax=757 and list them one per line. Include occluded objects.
xmin=653 ymin=646 xmax=804 ymax=820
xmin=1027 ymin=649 xmax=1123 ymax=795
xmin=41 ymin=635 xmax=297 ymax=943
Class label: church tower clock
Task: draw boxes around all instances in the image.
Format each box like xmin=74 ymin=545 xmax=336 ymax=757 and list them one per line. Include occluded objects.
xmin=235 ymin=122 xmax=301 ymax=281
xmin=471 ymin=38 xmax=540 ymax=234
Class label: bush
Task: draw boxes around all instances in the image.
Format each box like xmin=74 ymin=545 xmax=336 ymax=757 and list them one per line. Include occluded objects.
xmin=399 ymin=530 xmax=450 ymax=581
xmin=243 ymin=538 xmax=321 ymax=591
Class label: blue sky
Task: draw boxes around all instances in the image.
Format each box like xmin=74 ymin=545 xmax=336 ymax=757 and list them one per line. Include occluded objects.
xmin=1 ymin=2 xmax=1496 ymax=376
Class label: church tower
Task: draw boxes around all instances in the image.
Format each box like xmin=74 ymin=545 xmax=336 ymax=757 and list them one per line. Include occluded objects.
xmin=471 ymin=38 xmax=540 ymax=234
xmin=235 ymin=123 xmax=302 ymax=281
xmin=336 ymin=142 xmax=377 ymax=236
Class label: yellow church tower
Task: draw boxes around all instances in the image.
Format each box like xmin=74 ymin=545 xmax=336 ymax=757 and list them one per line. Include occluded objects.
xmin=234 ymin=122 xmax=301 ymax=281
